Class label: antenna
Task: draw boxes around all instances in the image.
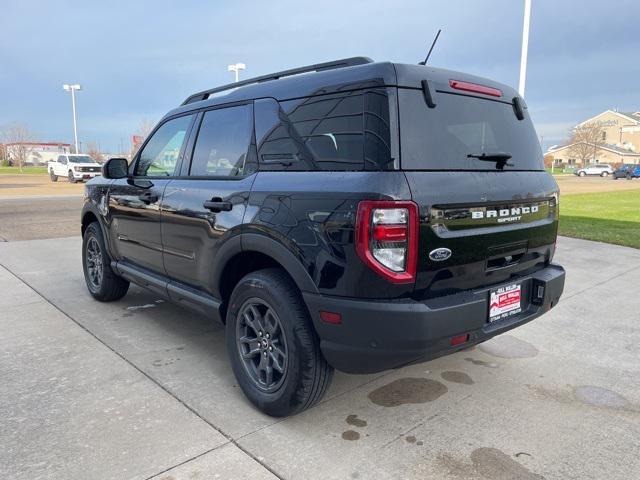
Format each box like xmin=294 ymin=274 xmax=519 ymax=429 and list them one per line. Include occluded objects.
xmin=419 ymin=29 xmax=442 ymax=65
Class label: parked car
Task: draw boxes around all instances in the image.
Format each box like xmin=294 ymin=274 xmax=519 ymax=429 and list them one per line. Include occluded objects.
xmin=48 ymin=154 xmax=102 ymax=183
xmin=80 ymin=57 xmax=565 ymax=416
xmin=574 ymin=164 xmax=614 ymax=177
xmin=613 ymin=164 xmax=640 ymax=180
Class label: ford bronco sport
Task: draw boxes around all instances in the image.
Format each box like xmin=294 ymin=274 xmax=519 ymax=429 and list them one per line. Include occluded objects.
xmin=81 ymin=57 xmax=565 ymax=416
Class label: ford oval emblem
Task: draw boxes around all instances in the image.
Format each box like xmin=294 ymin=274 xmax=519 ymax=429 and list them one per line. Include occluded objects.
xmin=429 ymin=248 xmax=452 ymax=262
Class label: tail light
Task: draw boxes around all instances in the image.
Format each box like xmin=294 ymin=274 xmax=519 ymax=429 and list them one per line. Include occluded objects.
xmin=355 ymin=200 xmax=419 ymax=283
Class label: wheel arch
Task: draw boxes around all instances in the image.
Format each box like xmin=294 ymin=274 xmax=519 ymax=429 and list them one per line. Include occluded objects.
xmin=214 ymin=233 xmax=319 ymax=321
xmin=81 ymin=210 xmax=98 ymax=236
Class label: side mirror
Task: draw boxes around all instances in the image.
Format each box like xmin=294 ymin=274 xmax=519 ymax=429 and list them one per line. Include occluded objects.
xmin=102 ymin=158 xmax=129 ymax=179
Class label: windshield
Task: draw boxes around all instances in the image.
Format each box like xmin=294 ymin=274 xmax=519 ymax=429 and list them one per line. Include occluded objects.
xmin=399 ymin=90 xmax=544 ymax=171
xmin=68 ymin=155 xmax=97 ymax=164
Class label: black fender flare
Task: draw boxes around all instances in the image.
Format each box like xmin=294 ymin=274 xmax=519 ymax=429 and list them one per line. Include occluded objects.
xmin=210 ymin=233 xmax=319 ymax=299
xmin=243 ymin=233 xmax=318 ymax=293
xmin=80 ymin=202 xmax=116 ymax=258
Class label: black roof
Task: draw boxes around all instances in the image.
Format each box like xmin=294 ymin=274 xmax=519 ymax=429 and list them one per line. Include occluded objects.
xmin=164 ymin=57 xmax=519 ymax=121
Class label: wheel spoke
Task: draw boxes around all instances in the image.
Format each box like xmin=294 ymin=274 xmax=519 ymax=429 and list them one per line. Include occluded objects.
xmin=264 ymin=310 xmax=279 ymax=335
xmin=241 ymin=346 xmax=261 ymax=359
xmin=243 ymin=312 xmax=259 ymax=334
xmin=249 ymin=305 xmax=265 ymax=332
xmin=264 ymin=365 xmax=274 ymax=386
xmin=269 ymin=351 xmax=284 ymax=373
xmin=239 ymin=335 xmax=258 ymax=344
xmin=258 ymin=351 xmax=269 ymax=373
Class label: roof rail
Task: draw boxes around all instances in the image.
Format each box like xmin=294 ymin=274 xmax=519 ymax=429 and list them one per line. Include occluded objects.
xmin=181 ymin=56 xmax=373 ymax=105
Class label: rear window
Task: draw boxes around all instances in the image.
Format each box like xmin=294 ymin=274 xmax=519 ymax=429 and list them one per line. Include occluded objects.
xmin=399 ymin=90 xmax=543 ymax=171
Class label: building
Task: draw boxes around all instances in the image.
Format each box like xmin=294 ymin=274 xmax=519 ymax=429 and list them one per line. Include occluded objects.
xmin=2 ymin=142 xmax=71 ymax=166
xmin=546 ymin=110 xmax=640 ymax=167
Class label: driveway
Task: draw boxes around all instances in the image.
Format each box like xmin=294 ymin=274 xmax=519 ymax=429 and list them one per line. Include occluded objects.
xmin=1 ymin=236 xmax=639 ymax=479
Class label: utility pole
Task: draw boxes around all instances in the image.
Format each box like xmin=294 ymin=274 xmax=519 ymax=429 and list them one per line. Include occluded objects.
xmin=228 ymin=63 xmax=246 ymax=82
xmin=63 ymin=84 xmax=82 ymax=153
xmin=518 ymin=0 xmax=532 ymax=97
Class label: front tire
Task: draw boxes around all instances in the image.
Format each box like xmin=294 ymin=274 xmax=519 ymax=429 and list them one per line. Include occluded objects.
xmin=82 ymin=222 xmax=129 ymax=301
xmin=68 ymin=171 xmax=77 ymax=183
xmin=49 ymin=169 xmax=58 ymax=182
xmin=578 ymin=171 xmax=586 ymax=177
xmin=601 ymin=171 xmax=609 ymax=177
xmin=226 ymin=268 xmax=333 ymax=417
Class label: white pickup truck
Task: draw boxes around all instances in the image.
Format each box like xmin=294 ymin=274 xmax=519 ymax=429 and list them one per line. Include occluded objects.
xmin=48 ymin=154 xmax=102 ymax=183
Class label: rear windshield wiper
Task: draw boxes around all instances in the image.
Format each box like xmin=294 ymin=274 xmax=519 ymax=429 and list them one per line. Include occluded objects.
xmin=467 ymin=152 xmax=513 ymax=170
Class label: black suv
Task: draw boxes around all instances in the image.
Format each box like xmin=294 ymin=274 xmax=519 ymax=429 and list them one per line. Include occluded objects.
xmin=81 ymin=57 xmax=565 ymax=416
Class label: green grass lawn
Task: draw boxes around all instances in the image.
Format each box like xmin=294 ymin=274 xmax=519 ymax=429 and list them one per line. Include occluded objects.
xmin=0 ymin=166 xmax=48 ymax=175
xmin=545 ymin=167 xmax=572 ymax=176
xmin=559 ymin=189 xmax=640 ymax=249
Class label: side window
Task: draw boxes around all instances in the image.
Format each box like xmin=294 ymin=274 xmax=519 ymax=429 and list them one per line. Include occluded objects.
xmin=58 ymin=156 xmax=67 ymax=165
xmin=135 ymin=115 xmax=193 ymax=177
xmin=189 ymin=104 xmax=253 ymax=177
xmin=255 ymin=89 xmax=393 ymax=171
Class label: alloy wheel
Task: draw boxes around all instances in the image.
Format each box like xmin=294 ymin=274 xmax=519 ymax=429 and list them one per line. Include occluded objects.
xmin=85 ymin=236 xmax=103 ymax=290
xmin=235 ymin=298 xmax=288 ymax=392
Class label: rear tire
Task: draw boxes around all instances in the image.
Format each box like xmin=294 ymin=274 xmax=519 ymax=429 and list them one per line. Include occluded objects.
xmin=49 ymin=169 xmax=58 ymax=182
xmin=578 ymin=171 xmax=586 ymax=177
xmin=82 ymin=222 xmax=129 ymax=301
xmin=226 ymin=268 xmax=333 ymax=417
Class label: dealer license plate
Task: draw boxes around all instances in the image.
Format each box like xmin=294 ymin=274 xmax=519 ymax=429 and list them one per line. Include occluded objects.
xmin=489 ymin=283 xmax=522 ymax=322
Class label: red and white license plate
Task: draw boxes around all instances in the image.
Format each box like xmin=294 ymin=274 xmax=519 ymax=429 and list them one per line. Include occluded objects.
xmin=489 ymin=283 xmax=522 ymax=322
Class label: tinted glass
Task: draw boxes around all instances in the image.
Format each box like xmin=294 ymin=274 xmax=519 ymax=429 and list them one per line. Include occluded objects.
xmin=135 ymin=115 xmax=193 ymax=176
xmin=68 ymin=155 xmax=96 ymax=163
xmin=256 ymin=90 xmax=393 ymax=171
xmin=190 ymin=105 xmax=252 ymax=177
xmin=399 ymin=90 xmax=543 ymax=171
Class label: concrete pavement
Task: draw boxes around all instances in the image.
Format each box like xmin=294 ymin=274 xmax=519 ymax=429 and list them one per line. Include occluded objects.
xmin=1 ymin=236 xmax=639 ymax=479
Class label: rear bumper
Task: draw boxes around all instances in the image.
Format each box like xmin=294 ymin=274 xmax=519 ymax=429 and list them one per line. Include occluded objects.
xmin=303 ymin=264 xmax=565 ymax=374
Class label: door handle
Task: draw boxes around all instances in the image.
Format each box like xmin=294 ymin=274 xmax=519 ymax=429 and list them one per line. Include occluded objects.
xmin=203 ymin=198 xmax=233 ymax=212
xmin=138 ymin=191 xmax=158 ymax=204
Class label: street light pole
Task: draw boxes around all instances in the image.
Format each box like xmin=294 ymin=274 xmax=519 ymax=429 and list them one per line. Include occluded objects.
xmin=63 ymin=84 xmax=82 ymax=153
xmin=227 ymin=63 xmax=246 ymax=83
xmin=518 ymin=0 xmax=532 ymax=97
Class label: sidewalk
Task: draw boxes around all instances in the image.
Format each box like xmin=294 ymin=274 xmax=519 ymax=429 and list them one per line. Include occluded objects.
xmin=0 ymin=264 xmax=275 ymax=480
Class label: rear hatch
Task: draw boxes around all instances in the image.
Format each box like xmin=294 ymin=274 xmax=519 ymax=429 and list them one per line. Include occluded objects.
xmin=397 ymin=77 xmax=559 ymax=299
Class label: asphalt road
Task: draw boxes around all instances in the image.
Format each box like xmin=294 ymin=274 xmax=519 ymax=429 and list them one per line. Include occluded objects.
xmin=0 ymin=196 xmax=82 ymax=241
xmin=1 ymin=234 xmax=639 ymax=479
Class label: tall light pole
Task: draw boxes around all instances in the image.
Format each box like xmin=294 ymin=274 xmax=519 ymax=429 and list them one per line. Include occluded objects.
xmin=227 ymin=63 xmax=246 ymax=83
xmin=518 ymin=0 xmax=532 ymax=97
xmin=63 ymin=84 xmax=82 ymax=153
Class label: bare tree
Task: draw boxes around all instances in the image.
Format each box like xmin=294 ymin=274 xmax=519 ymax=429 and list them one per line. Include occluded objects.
xmin=568 ymin=122 xmax=605 ymax=168
xmin=85 ymin=141 xmax=104 ymax=164
xmin=1 ymin=123 xmax=34 ymax=173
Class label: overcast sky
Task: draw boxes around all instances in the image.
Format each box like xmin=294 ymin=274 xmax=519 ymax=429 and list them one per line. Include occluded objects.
xmin=1 ymin=0 xmax=639 ymax=152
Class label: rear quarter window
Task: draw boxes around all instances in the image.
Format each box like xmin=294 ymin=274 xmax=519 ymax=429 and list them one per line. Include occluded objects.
xmin=255 ymin=89 xmax=394 ymax=171
xmin=399 ymin=89 xmax=543 ymax=171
